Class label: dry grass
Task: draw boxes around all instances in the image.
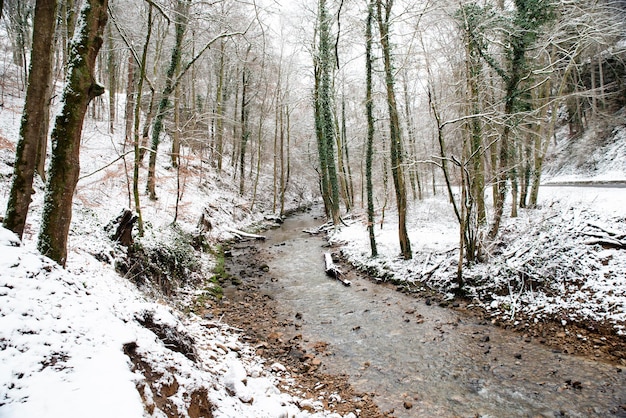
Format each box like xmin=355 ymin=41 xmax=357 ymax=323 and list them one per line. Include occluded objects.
xmin=0 ymin=135 xmax=15 ymax=151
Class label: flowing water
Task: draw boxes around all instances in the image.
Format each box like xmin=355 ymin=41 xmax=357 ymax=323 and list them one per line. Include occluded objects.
xmin=236 ymin=209 xmax=626 ymax=417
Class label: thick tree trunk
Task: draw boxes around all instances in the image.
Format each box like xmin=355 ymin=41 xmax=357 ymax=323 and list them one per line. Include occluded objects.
xmin=4 ymin=0 xmax=58 ymax=239
xmin=314 ymin=64 xmax=332 ymax=217
xmin=315 ymin=0 xmax=341 ymax=225
xmin=38 ymin=0 xmax=108 ymax=265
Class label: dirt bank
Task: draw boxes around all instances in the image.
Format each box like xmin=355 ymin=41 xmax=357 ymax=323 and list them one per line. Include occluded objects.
xmin=199 ymin=237 xmax=626 ymax=417
xmin=204 ymin=243 xmax=389 ymax=417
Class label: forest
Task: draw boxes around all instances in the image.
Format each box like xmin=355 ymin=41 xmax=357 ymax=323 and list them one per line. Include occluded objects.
xmin=1 ymin=0 xmax=626 ymax=417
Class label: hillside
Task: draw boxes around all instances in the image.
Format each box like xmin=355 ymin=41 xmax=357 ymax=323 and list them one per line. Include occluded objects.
xmin=2 ymin=1 xmax=626 ymax=414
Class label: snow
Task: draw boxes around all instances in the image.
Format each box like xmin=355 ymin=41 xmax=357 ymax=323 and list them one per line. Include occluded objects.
xmin=0 ymin=242 xmax=143 ymax=417
xmin=0 ymin=74 xmax=343 ymax=417
xmin=332 ymin=181 xmax=626 ymax=334
xmin=0 ymin=228 xmax=350 ymax=417
xmin=0 ymin=24 xmax=625 ymax=418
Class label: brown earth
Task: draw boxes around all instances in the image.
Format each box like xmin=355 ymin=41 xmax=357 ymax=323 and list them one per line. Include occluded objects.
xmin=199 ymin=239 xmax=626 ymax=418
xmin=203 ymin=243 xmax=389 ymax=417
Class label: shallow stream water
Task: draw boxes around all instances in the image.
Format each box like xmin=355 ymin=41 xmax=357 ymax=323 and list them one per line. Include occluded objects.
xmin=238 ymin=209 xmax=626 ymax=417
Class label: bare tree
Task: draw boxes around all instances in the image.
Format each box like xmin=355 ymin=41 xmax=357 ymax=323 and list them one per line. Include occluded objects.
xmin=365 ymin=0 xmax=378 ymax=257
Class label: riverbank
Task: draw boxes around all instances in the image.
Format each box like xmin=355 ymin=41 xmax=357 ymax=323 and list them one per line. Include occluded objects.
xmin=331 ymin=189 xmax=626 ymax=366
xmin=210 ymin=243 xmax=387 ymax=417
xmin=210 ymin=209 xmax=626 ymax=417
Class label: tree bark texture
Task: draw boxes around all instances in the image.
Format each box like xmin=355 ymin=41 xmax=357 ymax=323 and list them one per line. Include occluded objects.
xmin=133 ymin=3 xmax=154 ymax=237
xmin=37 ymin=0 xmax=108 ymax=266
xmin=239 ymin=61 xmax=250 ymax=195
xmin=4 ymin=0 xmax=58 ymax=239
xmin=314 ymin=0 xmax=341 ymax=225
xmin=365 ymin=0 xmax=377 ymax=257
xmin=147 ymin=0 xmax=189 ymax=200
xmin=376 ymin=0 xmax=412 ymax=260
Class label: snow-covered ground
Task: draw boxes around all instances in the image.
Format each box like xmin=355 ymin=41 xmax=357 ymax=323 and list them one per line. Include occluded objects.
xmin=1 ymin=55 xmax=625 ymax=417
xmin=0 ymin=82 xmax=348 ymax=417
xmin=0 ymin=225 xmax=353 ymax=418
xmin=333 ymin=182 xmax=626 ymax=335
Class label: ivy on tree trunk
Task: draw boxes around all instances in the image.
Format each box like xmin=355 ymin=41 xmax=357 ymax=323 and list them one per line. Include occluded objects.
xmin=376 ymin=0 xmax=412 ymax=260
xmin=365 ymin=0 xmax=377 ymax=257
xmin=4 ymin=0 xmax=58 ymax=239
xmin=38 ymin=0 xmax=108 ymax=266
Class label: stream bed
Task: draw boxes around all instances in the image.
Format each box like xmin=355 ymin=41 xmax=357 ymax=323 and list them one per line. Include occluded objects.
xmin=227 ymin=209 xmax=626 ymax=417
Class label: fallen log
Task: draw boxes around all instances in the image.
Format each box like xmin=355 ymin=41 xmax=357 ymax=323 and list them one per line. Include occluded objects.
xmin=224 ymin=226 xmax=266 ymax=241
xmin=584 ymin=237 xmax=626 ymax=249
xmin=324 ymin=253 xmax=351 ymax=286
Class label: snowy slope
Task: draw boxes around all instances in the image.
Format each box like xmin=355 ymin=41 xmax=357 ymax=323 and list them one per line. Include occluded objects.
xmin=0 ymin=226 xmax=352 ymax=417
xmin=0 ymin=68 xmax=347 ymax=417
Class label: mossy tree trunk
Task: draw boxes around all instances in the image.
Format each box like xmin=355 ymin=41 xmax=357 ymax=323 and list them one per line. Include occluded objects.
xmin=376 ymin=0 xmax=412 ymax=260
xmin=37 ymin=0 xmax=108 ymax=266
xmin=147 ymin=0 xmax=189 ymax=200
xmin=314 ymin=0 xmax=341 ymax=225
xmin=4 ymin=0 xmax=58 ymax=240
xmin=365 ymin=0 xmax=377 ymax=257
xmin=488 ymin=0 xmax=554 ymax=239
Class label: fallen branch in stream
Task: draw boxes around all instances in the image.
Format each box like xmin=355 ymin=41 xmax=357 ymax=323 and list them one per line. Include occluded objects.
xmin=324 ymin=253 xmax=351 ymax=286
xmin=224 ymin=227 xmax=266 ymax=241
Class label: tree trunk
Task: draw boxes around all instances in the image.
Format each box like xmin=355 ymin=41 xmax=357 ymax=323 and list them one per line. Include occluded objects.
xmin=342 ymin=98 xmax=355 ymax=209
xmin=239 ymin=61 xmax=250 ymax=195
xmin=124 ymin=55 xmax=135 ymax=146
xmin=147 ymin=0 xmax=189 ymax=200
xmin=38 ymin=0 xmax=108 ymax=266
xmin=314 ymin=0 xmax=341 ymax=225
xmin=4 ymin=0 xmax=58 ymax=240
xmin=376 ymin=0 xmax=411 ymax=260
xmin=279 ymin=104 xmax=288 ymax=215
xmin=314 ymin=61 xmax=332 ymax=217
xmin=133 ymin=3 xmax=154 ymax=237
xmin=338 ymin=94 xmax=353 ymax=211
xmin=138 ymin=87 xmax=155 ymax=161
xmin=107 ymin=23 xmax=116 ymax=134
xmin=215 ymin=39 xmax=226 ymax=172
xmin=365 ymin=0 xmax=377 ymax=257
xmin=171 ymin=84 xmax=181 ymax=168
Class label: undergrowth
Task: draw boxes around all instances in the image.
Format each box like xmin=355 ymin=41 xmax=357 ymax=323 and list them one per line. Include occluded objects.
xmin=117 ymin=224 xmax=204 ymax=295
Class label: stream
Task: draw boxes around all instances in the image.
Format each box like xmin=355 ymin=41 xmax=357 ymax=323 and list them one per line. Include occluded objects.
xmin=228 ymin=208 xmax=626 ymax=417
